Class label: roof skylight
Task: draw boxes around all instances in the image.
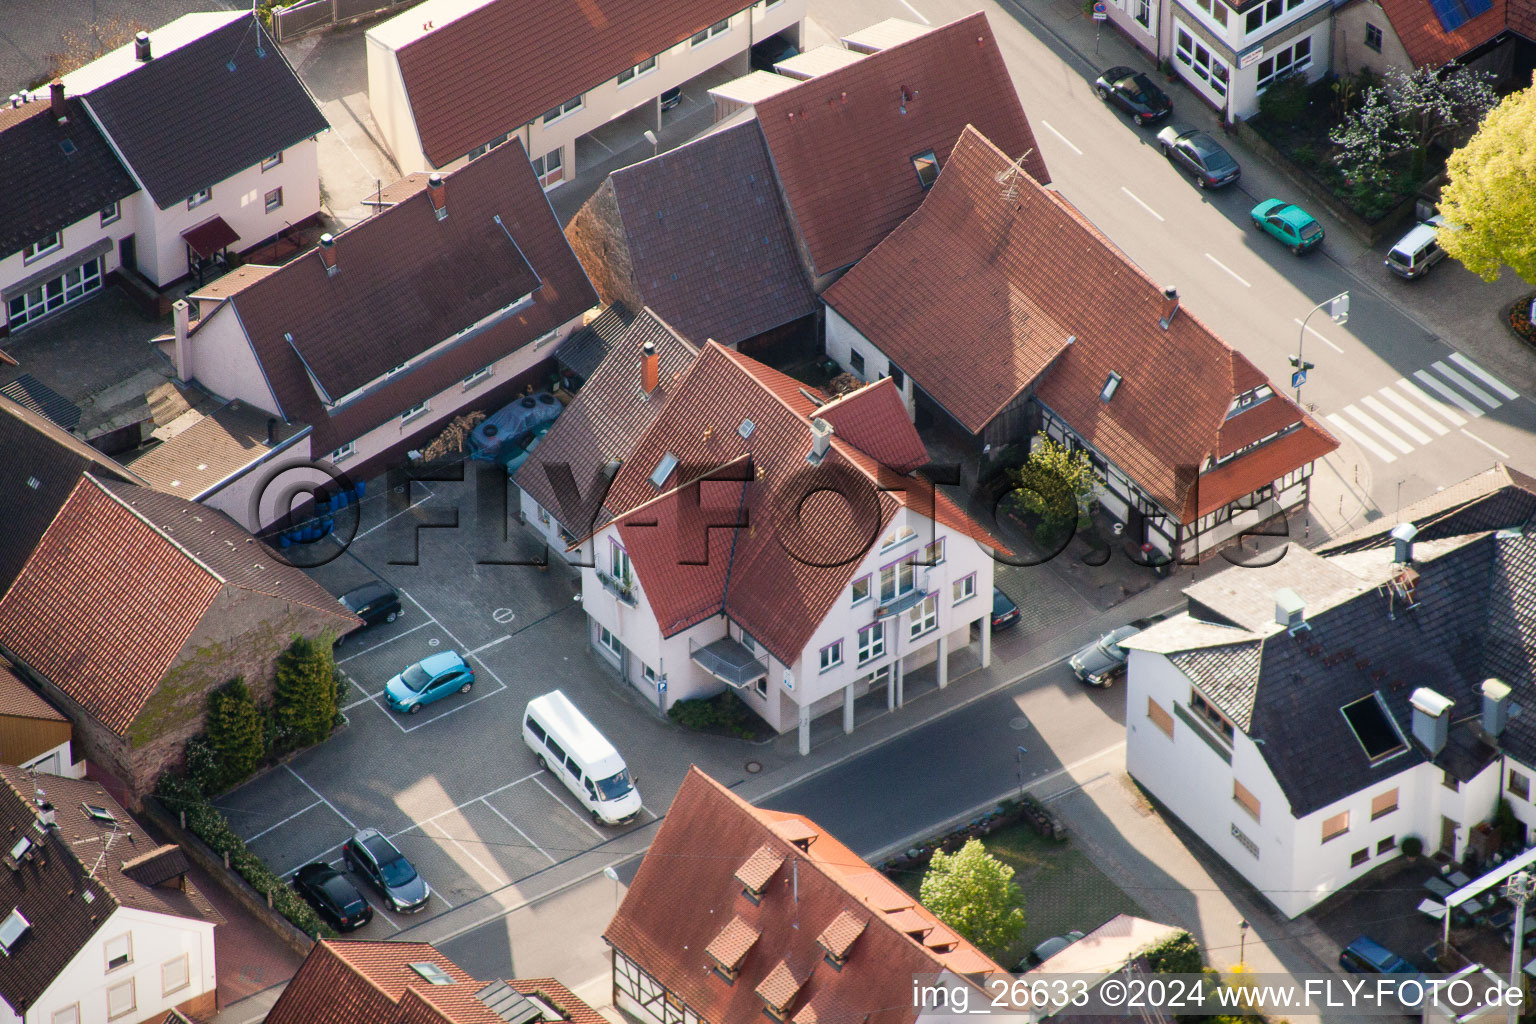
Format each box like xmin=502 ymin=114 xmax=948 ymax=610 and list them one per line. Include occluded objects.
xmin=83 ymin=803 xmax=117 ymax=825
xmin=1341 ymin=693 xmax=1407 ymax=762
xmin=0 ymin=908 xmax=29 ymax=954
xmin=1100 ymin=372 xmax=1122 ymax=403
xmin=410 ymin=962 xmax=454 ymax=985
xmin=649 ymin=452 xmax=679 ymax=489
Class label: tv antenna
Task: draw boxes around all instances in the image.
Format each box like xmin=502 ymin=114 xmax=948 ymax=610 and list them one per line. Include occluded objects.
xmin=996 ymin=148 xmax=1036 ymax=201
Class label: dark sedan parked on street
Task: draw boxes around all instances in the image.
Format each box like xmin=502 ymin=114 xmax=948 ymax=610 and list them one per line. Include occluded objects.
xmin=1094 ymin=66 xmax=1172 ymax=126
xmin=1155 ymin=125 xmax=1241 ymax=188
xmin=292 ymin=862 xmax=373 ymax=932
xmin=1069 ymin=625 xmax=1142 ymax=686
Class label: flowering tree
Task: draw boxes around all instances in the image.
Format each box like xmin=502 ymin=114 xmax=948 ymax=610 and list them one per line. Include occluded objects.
xmin=1330 ymin=65 xmax=1498 ymax=186
xmin=1438 ymin=81 xmax=1536 ymax=285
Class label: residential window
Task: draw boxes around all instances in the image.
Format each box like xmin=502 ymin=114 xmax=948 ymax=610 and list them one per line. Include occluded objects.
xmin=1231 ymin=823 xmax=1259 ymax=858
xmin=542 ymin=95 xmax=584 ymax=124
xmin=923 ymin=537 xmax=945 ymax=564
xmin=264 ymin=187 xmax=283 ymax=213
xmin=908 ymin=594 xmax=937 ymax=639
xmin=53 ymin=1007 xmax=79 ymax=1024
xmin=22 ymin=232 xmax=62 ymax=263
xmin=1350 ymin=847 xmax=1369 ymax=867
xmin=820 ymin=640 xmax=843 ymax=672
xmin=1443 ymin=769 xmax=1460 ymax=792
xmin=610 ymin=542 xmax=632 ymax=585
xmin=463 ymin=364 xmax=493 ymax=389
xmin=400 ymin=400 xmax=430 ymax=423
xmin=1377 ymin=836 xmax=1396 ymax=855
xmin=330 ymin=441 xmax=356 ymax=463
xmin=857 ymin=622 xmax=885 ymax=665
xmin=1321 ymin=810 xmax=1350 ymax=843
xmin=1147 ymin=697 xmax=1175 ymax=738
xmin=879 ymin=555 xmax=916 ymax=602
xmin=911 ymin=150 xmax=939 ymax=189
xmin=1193 ymin=0 xmax=1229 ymax=26
xmin=1245 ymin=0 xmax=1296 ymax=33
xmin=536 ymin=504 xmax=550 ymax=525
xmin=643 ymin=664 xmax=658 ymax=688
xmin=187 ymin=187 xmax=212 ymax=209
xmin=849 ymin=349 xmax=866 ymax=376
xmin=690 ymin=18 xmax=731 ymax=46
xmin=162 ymin=953 xmax=190 ymax=995
xmin=1512 ymin=770 xmax=1531 ymax=801
xmin=618 ymin=56 xmax=657 ymax=85
xmin=1135 ymin=0 xmax=1152 ymax=28
xmin=1233 ymin=779 xmax=1261 ymax=822
xmin=1190 ymin=691 xmax=1235 ymax=744
xmin=261 ymin=151 xmax=284 ymax=171
xmin=6 ymin=256 xmax=103 ymax=327
xmin=467 ymin=134 xmax=510 ymax=161
xmin=105 ymin=933 xmax=132 ymax=971
xmin=107 ymin=979 xmax=135 ymax=1020
xmin=952 ymin=573 xmax=976 ymax=604
xmin=740 ymin=630 xmax=758 ymax=652
xmin=100 ymin=202 xmax=121 ymax=226
xmin=1256 ymin=36 xmax=1311 ymax=91
xmin=1371 ymin=788 xmax=1399 ymax=819
xmin=851 ymin=576 xmax=871 ymax=605
xmin=598 ymin=626 xmax=622 ymax=658
xmin=754 ymin=676 xmax=768 ymax=698
xmin=882 ymin=525 xmax=916 ymax=551
xmin=1175 ymin=25 xmax=1230 ymax=97
xmin=532 ymin=148 xmax=564 ymax=190
xmin=1364 ymin=22 xmax=1383 ymax=50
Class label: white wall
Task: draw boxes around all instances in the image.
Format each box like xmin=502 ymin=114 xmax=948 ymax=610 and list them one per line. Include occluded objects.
xmin=517 ymin=490 xmax=593 ymax=566
xmin=824 ymin=307 xmax=916 ymax=418
xmin=17 ymin=737 xmax=83 ymax=779
xmin=0 ymin=200 xmax=139 ymax=333
xmin=1102 ymin=0 xmax=1161 ymax=58
xmin=366 ymin=31 xmax=428 ymax=175
xmin=25 ymin=906 xmax=215 ymax=1024
xmin=183 ymin=303 xmax=284 ymax=416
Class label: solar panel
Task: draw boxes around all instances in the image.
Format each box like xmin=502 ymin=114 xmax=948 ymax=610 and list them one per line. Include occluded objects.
xmin=1428 ymin=0 xmax=1468 ymax=31
xmin=1464 ymin=0 xmax=1493 ymax=18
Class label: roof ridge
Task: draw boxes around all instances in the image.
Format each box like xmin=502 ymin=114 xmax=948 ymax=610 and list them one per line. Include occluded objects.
xmin=84 ymin=474 xmax=226 ymax=586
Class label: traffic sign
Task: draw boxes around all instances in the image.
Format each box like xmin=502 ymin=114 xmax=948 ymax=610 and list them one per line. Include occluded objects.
xmin=1092 ymin=2 xmax=1108 ymax=18
xmin=1291 ymin=370 xmax=1307 ymax=388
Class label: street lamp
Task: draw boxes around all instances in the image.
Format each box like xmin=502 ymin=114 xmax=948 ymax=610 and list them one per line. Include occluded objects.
xmin=604 ymin=864 xmax=621 ymax=908
xmin=643 ymin=129 xmax=658 ymax=158
xmin=1291 ymin=291 xmax=1348 ymax=404
xmin=1505 ymin=871 xmax=1535 ymax=1024
xmin=1239 ymin=920 xmax=1250 ymax=966
xmin=1015 ymin=744 xmax=1028 ymax=800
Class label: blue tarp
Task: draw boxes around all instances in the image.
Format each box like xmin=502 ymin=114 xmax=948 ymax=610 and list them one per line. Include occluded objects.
xmin=471 ymin=392 xmax=562 ymax=461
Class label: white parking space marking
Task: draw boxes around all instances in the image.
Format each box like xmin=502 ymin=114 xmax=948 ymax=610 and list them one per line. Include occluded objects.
xmin=354 ymin=482 xmax=436 ymax=540
xmin=482 ymin=798 xmax=556 ymax=865
xmin=1378 ymin=387 xmax=1449 ymax=435
xmin=397 ymin=680 xmax=508 ymax=734
xmin=1040 ymin=121 xmax=1082 ymax=155
xmin=466 ymin=635 xmax=512 ymax=656
xmin=427 ymin=818 xmax=508 ymax=888
xmin=1340 ymin=405 xmax=1415 ymax=454
xmin=1205 ymin=253 xmax=1250 ymax=287
xmin=492 ymin=608 xmax=516 ymax=624
xmin=336 ymin=621 xmax=432 ymax=663
xmin=391 ymin=771 xmax=541 ymax=839
xmin=1397 ymin=379 xmax=1467 ymax=426
xmin=1326 ymin=413 xmax=1397 ymax=463
xmin=1414 ymin=369 xmax=1483 ymax=417
xmin=1432 ymin=360 xmax=1502 ymax=409
xmin=1461 ymin=428 xmax=1512 ymax=459
xmin=243 ymin=800 xmax=322 ymax=844
xmin=1359 ymin=396 xmax=1432 ymax=445
xmin=342 ymin=690 xmax=385 ymax=712
xmin=897 ymin=0 xmax=932 ymax=24
xmin=287 ymin=766 xmax=358 ymax=830
xmin=1450 ymin=353 xmax=1520 ymax=400
xmin=533 ymin=775 xmax=605 ymax=840
xmin=1292 ymin=317 xmax=1345 ymax=354
xmin=1121 ymin=187 xmax=1164 ymax=222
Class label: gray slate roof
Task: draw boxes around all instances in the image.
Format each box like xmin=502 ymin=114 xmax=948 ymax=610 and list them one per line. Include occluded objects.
xmin=557 ymin=302 xmax=635 ymax=380
xmin=82 ymin=15 xmax=328 ymax=208
xmin=1319 ymin=463 xmax=1536 ymax=555
xmin=1168 ymin=642 xmax=1263 ymax=731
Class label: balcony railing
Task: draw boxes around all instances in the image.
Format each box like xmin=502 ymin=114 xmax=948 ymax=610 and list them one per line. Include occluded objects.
xmin=595 ymin=570 xmax=638 ymax=607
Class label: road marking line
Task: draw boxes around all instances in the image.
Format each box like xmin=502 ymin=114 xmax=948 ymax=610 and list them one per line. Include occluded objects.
xmin=1039 ymin=120 xmax=1082 ymax=155
xmin=399 ymin=681 xmax=507 ymax=733
xmin=1341 ymin=405 xmax=1415 ymax=454
xmin=342 ymin=690 xmax=384 ymax=711
xmin=1360 ymin=396 xmax=1432 ymax=445
xmin=483 ymin=797 xmax=557 ymax=864
xmin=466 ymin=635 xmax=512 ymax=656
xmin=1378 ymin=387 xmax=1449 ymax=435
xmin=400 ymin=590 xmax=507 ymax=692
xmin=392 ymin=771 xmax=543 ymax=837
xmin=286 ymin=766 xmax=359 ymax=831
xmin=1450 ymin=352 xmax=1520 ymax=400
xmin=588 ymin=134 xmax=614 ymax=155
xmin=1326 ymin=413 xmax=1397 ymax=463
xmin=336 ymin=621 xmax=432 ymax=663
xmin=897 ymin=0 xmax=932 ymax=23
xmin=1120 ymin=186 xmax=1164 ymax=221
xmin=1292 ymin=317 xmax=1344 ymax=354
xmin=1398 ymin=378 xmax=1467 ymax=426
xmin=1432 ymin=359 xmax=1502 ymax=409
xmin=1461 ymin=428 xmax=1511 ymax=459
xmin=354 ymin=483 xmax=435 ymax=540
xmin=1414 ymin=369 xmax=1483 ymax=417
xmin=532 ymin=775 xmax=606 ymax=840
xmin=427 ymin=817 xmax=508 ymax=888
xmin=243 ymin=800 xmax=323 ymax=844
xmin=1204 ymin=253 xmax=1250 ymax=287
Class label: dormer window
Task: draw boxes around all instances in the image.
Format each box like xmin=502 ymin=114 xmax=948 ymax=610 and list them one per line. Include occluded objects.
xmin=705 ymin=916 xmax=760 ymax=983
xmin=755 ymin=961 xmax=809 ymax=1021
xmin=734 ymin=843 xmax=784 ymax=903
xmin=1225 ymin=385 xmax=1273 ymax=418
xmin=816 ymin=910 xmax=867 ymax=969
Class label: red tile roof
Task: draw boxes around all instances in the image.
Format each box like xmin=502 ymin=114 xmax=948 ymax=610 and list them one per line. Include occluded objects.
xmin=605 ymin=768 xmax=1004 ymax=1024
xmin=754 ymin=12 xmax=1048 ymax=277
xmin=1372 ymin=0 xmax=1509 ymax=66
xmin=0 ymin=662 xmax=66 ymax=722
xmin=601 ymin=344 xmax=1004 ymax=666
xmin=825 ymin=127 xmax=1337 ymax=523
xmin=391 ymin=0 xmax=749 ymax=168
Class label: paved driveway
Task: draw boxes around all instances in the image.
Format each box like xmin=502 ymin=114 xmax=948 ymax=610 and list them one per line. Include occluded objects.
xmin=215 ymin=468 xmax=786 ymax=937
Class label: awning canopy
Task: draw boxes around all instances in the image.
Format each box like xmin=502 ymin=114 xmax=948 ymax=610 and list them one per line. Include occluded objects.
xmin=181 ymin=216 xmax=239 ymax=259
xmin=691 ymin=636 xmax=768 ymax=689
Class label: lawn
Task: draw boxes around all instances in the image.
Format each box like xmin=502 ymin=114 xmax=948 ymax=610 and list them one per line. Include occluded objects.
xmin=895 ymin=822 xmax=1145 ymax=969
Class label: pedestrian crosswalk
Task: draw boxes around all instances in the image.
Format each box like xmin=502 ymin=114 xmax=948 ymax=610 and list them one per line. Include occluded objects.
xmin=1324 ymin=353 xmax=1520 ymax=464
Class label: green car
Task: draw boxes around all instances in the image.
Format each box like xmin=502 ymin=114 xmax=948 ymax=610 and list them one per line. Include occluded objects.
xmin=1250 ymin=199 xmax=1324 ymax=254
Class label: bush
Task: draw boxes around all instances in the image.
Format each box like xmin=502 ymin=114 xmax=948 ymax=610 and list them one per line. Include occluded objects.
xmin=1509 ymin=296 xmax=1536 ymax=348
xmin=273 ymin=635 xmax=339 ymax=752
xmin=205 ymin=678 xmax=264 ymax=792
xmin=668 ymin=690 xmax=760 ymax=738
xmin=1145 ymin=931 xmax=1205 ymax=974
xmin=1258 ymin=71 xmax=1311 ymax=125
xmin=1401 ymin=835 xmax=1424 ymax=858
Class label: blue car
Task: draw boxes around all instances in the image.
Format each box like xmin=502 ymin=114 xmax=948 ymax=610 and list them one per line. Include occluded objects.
xmin=384 ymin=651 xmax=475 ymax=714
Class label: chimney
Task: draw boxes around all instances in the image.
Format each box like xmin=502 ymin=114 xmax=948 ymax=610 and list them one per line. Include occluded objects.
xmin=318 ymin=233 xmax=338 ymax=276
xmin=7 ymin=95 xmax=18 ymax=109
xmin=1390 ymin=521 xmax=1418 ymax=565
xmin=810 ymin=417 xmax=833 ymax=460
xmin=35 ymin=800 xmax=55 ymax=830
xmin=49 ymin=82 xmax=66 ymax=124
xmin=641 ymin=340 xmax=658 ymax=393
xmin=1273 ymin=587 xmax=1305 ymax=632
xmin=427 ymin=173 xmax=447 ymax=221
xmin=1482 ymin=678 xmax=1511 ymax=739
xmin=1158 ymin=286 xmax=1179 ymax=330
xmin=266 ymin=417 xmax=278 ymax=445
xmin=134 ymin=31 xmax=152 ymax=62
xmin=1410 ymin=688 xmax=1453 ymax=756
xmin=172 ymin=300 xmax=192 ymax=382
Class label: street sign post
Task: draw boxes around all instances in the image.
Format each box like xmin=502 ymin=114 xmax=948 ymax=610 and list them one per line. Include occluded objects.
xmin=1092 ymin=2 xmax=1108 ymax=18
xmin=1292 ymin=369 xmax=1307 ymax=389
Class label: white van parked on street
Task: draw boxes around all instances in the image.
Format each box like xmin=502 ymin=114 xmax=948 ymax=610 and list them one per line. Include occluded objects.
xmin=522 ymin=690 xmax=642 ymax=825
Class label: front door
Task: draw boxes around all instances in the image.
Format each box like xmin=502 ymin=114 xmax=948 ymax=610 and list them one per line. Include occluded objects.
xmin=1441 ymin=815 xmax=1459 ymax=857
xmin=118 ymin=235 xmax=136 ymax=276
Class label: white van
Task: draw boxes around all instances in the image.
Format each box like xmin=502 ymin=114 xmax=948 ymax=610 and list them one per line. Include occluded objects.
xmin=1385 ymin=215 xmax=1448 ymax=280
xmin=522 ymin=690 xmax=642 ymax=825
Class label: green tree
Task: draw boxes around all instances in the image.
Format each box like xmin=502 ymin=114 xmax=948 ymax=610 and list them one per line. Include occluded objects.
xmin=919 ymin=839 xmax=1027 ymax=960
xmin=1144 ymin=931 xmax=1205 ymax=974
xmin=273 ymin=634 xmax=338 ymax=750
xmin=204 ymin=678 xmax=264 ymax=791
xmin=1002 ymin=434 xmax=1096 ymax=536
xmin=1329 ymin=64 xmax=1497 ymax=187
xmin=1439 ymin=82 xmax=1536 ymax=285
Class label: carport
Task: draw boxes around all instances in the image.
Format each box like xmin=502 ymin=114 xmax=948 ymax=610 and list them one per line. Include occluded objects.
xmin=1433 ymin=845 xmax=1536 ymax=948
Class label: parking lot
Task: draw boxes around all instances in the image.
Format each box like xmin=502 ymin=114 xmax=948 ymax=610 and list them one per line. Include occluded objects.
xmin=214 ymin=470 xmax=780 ymax=937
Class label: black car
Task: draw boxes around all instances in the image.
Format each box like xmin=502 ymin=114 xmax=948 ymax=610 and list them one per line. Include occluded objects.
xmin=1155 ymin=125 xmax=1240 ymax=188
xmin=659 ymin=86 xmax=683 ymax=111
xmin=292 ymin=862 xmax=373 ymax=932
xmin=991 ymin=588 xmax=1022 ymax=630
xmin=343 ymin=828 xmax=431 ymax=913
xmin=336 ymin=581 xmax=401 ymax=644
xmin=750 ymin=33 xmax=799 ymax=73
xmin=1094 ymin=66 xmax=1172 ymax=126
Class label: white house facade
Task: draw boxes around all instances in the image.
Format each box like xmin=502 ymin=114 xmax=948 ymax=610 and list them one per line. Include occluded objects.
xmin=1 ymin=186 xmax=138 ymax=335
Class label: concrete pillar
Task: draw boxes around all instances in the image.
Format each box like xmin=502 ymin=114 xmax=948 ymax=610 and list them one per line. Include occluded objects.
xmin=937 ymin=635 xmax=949 ymax=689
xmin=894 ymin=660 xmax=904 ymax=708
xmin=797 ymin=702 xmax=811 ymax=756
xmin=886 ymin=667 xmax=896 ymax=712
xmin=843 ymin=682 xmax=855 ymax=734
xmin=172 ymin=300 xmax=192 ymax=382
xmin=980 ymin=614 xmax=993 ymax=669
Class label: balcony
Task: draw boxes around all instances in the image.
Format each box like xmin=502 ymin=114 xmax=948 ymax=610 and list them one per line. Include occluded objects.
xmin=595 ymin=570 xmax=638 ymax=607
xmin=691 ymin=636 xmax=768 ymax=689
